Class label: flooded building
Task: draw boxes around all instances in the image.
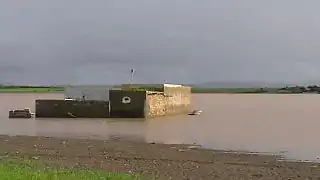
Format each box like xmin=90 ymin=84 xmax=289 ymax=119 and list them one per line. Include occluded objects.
xmin=110 ymin=84 xmax=191 ymax=118
xmin=36 ymin=84 xmax=191 ymax=118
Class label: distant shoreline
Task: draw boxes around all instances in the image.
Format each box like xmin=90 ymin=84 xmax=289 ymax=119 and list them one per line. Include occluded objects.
xmin=0 ymin=86 xmax=63 ymax=93
xmin=0 ymin=85 xmax=319 ymax=94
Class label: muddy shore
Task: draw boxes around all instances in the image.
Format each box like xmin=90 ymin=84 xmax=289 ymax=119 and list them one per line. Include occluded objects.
xmin=0 ymin=135 xmax=319 ymax=180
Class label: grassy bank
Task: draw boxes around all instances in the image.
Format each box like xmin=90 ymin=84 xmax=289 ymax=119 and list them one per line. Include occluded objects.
xmin=191 ymin=87 xmax=278 ymax=93
xmin=1 ymin=85 xmax=263 ymax=93
xmin=0 ymin=86 xmax=272 ymax=93
xmin=0 ymin=161 xmax=138 ymax=180
xmin=0 ymin=86 xmax=63 ymax=93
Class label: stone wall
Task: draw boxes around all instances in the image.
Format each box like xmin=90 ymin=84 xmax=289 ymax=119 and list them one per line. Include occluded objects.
xmin=35 ymin=100 xmax=109 ymax=118
xmin=145 ymin=91 xmax=166 ymax=118
xmin=109 ymin=90 xmax=147 ymax=118
xmin=145 ymin=85 xmax=192 ymax=118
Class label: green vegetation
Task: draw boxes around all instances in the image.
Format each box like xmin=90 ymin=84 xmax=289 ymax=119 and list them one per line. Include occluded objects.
xmin=191 ymin=87 xmax=276 ymax=93
xmin=1 ymin=84 xmax=320 ymax=94
xmin=115 ymin=84 xmax=164 ymax=92
xmin=191 ymin=86 xmax=320 ymax=94
xmin=0 ymin=85 xmax=63 ymax=93
xmin=0 ymin=161 xmax=138 ymax=180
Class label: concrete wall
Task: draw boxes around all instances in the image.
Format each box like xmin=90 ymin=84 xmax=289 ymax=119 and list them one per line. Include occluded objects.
xmin=145 ymin=85 xmax=192 ymax=118
xmin=35 ymin=99 xmax=109 ymax=118
xmin=64 ymin=85 xmax=112 ymax=101
xmin=163 ymin=85 xmax=192 ymax=115
xmin=9 ymin=109 xmax=32 ymax=118
xmin=110 ymin=84 xmax=192 ymax=118
xmin=109 ymin=90 xmax=147 ymax=118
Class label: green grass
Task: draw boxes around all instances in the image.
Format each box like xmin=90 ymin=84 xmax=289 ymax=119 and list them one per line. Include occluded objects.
xmin=191 ymin=88 xmax=254 ymax=93
xmin=191 ymin=87 xmax=279 ymax=93
xmin=0 ymin=162 xmax=139 ymax=180
xmin=0 ymin=86 xmax=64 ymax=93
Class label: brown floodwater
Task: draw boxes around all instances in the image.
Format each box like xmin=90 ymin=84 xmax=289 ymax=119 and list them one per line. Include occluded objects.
xmin=1 ymin=92 xmax=320 ymax=161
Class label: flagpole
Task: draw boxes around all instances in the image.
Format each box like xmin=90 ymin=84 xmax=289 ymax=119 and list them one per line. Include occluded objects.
xmin=130 ymin=68 xmax=135 ymax=84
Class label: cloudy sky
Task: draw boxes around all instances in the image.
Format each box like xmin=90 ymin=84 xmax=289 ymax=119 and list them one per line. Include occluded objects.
xmin=0 ymin=0 xmax=320 ymax=85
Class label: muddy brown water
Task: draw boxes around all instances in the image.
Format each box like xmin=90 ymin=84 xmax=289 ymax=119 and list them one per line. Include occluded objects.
xmin=1 ymin=92 xmax=320 ymax=162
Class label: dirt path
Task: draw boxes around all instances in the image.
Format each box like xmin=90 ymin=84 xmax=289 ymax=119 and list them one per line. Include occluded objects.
xmin=0 ymin=135 xmax=319 ymax=180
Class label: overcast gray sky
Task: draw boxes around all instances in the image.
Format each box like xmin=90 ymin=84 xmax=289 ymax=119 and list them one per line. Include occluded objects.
xmin=0 ymin=0 xmax=320 ymax=85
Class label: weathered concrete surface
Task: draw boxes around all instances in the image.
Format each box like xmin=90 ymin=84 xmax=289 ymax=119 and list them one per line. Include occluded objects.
xmin=163 ymin=84 xmax=191 ymax=115
xmin=145 ymin=85 xmax=192 ymax=118
xmin=9 ymin=109 xmax=32 ymax=118
xmin=35 ymin=99 xmax=109 ymax=118
xmin=109 ymin=90 xmax=146 ymax=118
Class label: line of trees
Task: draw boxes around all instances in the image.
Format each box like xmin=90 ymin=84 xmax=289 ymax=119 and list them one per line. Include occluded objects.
xmin=278 ymin=85 xmax=320 ymax=93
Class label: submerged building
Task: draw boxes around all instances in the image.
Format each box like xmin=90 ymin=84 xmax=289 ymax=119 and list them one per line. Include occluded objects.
xmin=35 ymin=84 xmax=191 ymax=118
xmin=109 ymin=84 xmax=191 ymax=118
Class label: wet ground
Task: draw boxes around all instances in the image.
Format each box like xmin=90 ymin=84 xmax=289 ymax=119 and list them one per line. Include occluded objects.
xmin=1 ymin=93 xmax=320 ymax=162
xmin=1 ymin=135 xmax=320 ymax=180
